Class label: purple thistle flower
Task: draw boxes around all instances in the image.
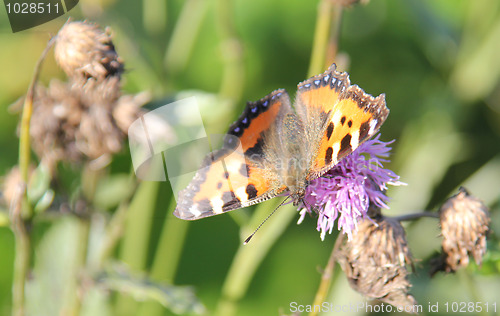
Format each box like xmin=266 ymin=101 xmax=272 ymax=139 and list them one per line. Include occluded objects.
xmin=298 ymin=134 xmax=404 ymax=240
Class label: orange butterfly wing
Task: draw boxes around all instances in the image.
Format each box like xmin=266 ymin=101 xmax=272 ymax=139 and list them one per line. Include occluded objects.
xmin=295 ymin=64 xmax=389 ymax=180
xmin=174 ymin=90 xmax=291 ymax=220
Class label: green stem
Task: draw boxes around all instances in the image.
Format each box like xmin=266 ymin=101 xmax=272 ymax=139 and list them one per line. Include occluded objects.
xmin=325 ymin=3 xmax=343 ymax=65
xmin=308 ymin=0 xmax=333 ymax=77
xmin=94 ymin=170 xmax=138 ymax=269
xmin=11 ymin=199 xmax=29 ymax=316
xmin=308 ymin=234 xmax=344 ymax=316
xmin=66 ymin=165 xmax=102 ymax=316
xmin=142 ymin=0 xmax=167 ymax=35
xmin=136 ymin=198 xmax=189 ymax=316
xmin=66 ymin=218 xmax=90 ymax=316
xmin=164 ymin=0 xmax=208 ymax=74
xmin=214 ymin=203 xmax=296 ymax=316
xmin=216 ymin=0 xmax=244 ymax=102
xmin=12 ymin=36 xmax=55 ymax=316
xmin=115 ymin=180 xmax=159 ymax=316
xmin=393 ymin=212 xmax=440 ymax=222
xmin=149 ymin=198 xmax=189 ymax=282
xmin=308 ymin=0 xmax=345 ymax=77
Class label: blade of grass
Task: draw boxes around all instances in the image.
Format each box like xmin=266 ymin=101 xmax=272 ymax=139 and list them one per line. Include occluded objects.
xmin=136 ymin=197 xmax=189 ymax=316
xmin=164 ymin=0 xmax=209 ymax=74
xmin=115 ymin=180 xmax=159 ymax=316
xmin=214 ymin=202 xmax=296 ymax=316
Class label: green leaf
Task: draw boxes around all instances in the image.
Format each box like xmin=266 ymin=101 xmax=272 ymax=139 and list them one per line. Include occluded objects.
xmin=98 ymin=263 xmax=205 ymax=315
xmin=25 ymin=217 xmax=81 ymax=315
xmin=94 ymin=174 xmax=134 ymax=210
xmin=27 ymin=163 xmax=51 ymax=206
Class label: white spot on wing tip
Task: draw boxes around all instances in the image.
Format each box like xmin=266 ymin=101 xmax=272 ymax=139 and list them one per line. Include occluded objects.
xmin=369 ymin=119 xmax=378 ymax=135
xmin=212 ymin=198 xmax=224 ymax=214
xmin=351 ymin=130 xmax=360 ymax=149
xmin=190 ymin=206 xmax=202 ymax=217
xmin=236 ymin=187 xmax=249 ymax=203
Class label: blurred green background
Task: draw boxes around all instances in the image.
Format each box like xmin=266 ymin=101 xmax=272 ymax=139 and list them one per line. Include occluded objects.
xmin=0 ymin=0 xmax=499 ymax=315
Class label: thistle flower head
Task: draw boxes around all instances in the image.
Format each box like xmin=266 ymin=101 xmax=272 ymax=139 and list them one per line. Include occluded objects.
xmin=298 ymin=134 xmax=403 ymax=240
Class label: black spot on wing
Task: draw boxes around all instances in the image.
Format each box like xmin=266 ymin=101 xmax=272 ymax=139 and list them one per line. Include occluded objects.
xmin=222 ymin=191 xmax=241 ymax=210
xmin=340 ymin=116 xmax=346 ymax=126
xmin=348 ymin=120 xmax=353 ymax=128
xmin=340 ymin=134 xmax=352 ymax=158
xmin=245 ymin=137 xmax=265 ymax=158
xmin=246 ymin=184 xmax=258 ymax=199
xmin=223 ymin=172 xmax=229 ymax=179
xmin=326 ymin=122 xmax=334 ymax=140
xmin=325 ymin=147 xmax=333 ymax=164
xmin=359 ymin=120 xmax=370 ymax=142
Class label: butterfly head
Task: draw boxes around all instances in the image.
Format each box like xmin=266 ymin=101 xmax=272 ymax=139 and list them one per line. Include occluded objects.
xmin=290 ymin=187 xmax=307 ymax=207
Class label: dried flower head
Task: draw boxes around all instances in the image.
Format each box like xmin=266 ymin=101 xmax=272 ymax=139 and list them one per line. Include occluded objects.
xmin=29 ymin=78 xmax=146 ymax=170
xmin=26 ymin=20 xmax=147 ymax=170
xmin=54 ymin=20 xmax=124 ymax=81
xmin=433 ymin=187 xmax=490 ymax=274
xmin=298 ymin=134 xmax=403 ymax=240
xmin=338 ymin=216 xmax=416 ymax=310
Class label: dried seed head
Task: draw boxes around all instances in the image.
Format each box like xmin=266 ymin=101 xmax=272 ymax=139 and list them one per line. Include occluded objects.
xmin=54 ymin=20 xmax=124 ymax=81
xmin=29 ymin=78 xmax=145 ymax=170
xmin=338 ymin=217 xmax=416 ymax=310
xmin=434 ymin=187 xmax=490 ymax=274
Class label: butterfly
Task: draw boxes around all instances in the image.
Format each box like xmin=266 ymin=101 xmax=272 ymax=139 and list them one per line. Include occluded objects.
xmin=174 ymin=63 xmax=389 ymax=220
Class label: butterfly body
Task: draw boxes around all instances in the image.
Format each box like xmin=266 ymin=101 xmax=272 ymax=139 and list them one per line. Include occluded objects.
xmin=174 ymin=64 xmax=389 ymax=220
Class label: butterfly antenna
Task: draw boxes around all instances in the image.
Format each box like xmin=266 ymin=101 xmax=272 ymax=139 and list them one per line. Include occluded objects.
xmin=244 ymin=196 xmax=292 ymax=245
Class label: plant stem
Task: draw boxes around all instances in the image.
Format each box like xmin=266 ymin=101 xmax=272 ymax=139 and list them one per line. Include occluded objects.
xmin=11 ymin=36 xmax=55 ymax=316
xmin=308 ymin=233 xmax=344 ymax=316
xmin=66 ymin=218 xmax=90 ymax=316
xmin=136 ymin=198 xmax=189 ymax=316
xmin=325 ymin=3 xmax=343 ymax=65
xmin=164 ymin=0 xmax=208 ymax=74
xmin=393 ymin=212 xmax=440 ymax=222
xmin=115 ymin=180 xmax=159 ymax=316
xmin=11 ymin=196 xmax=29 ymax=316
xmin=216 ymin=0 xmax=244 ymax=102
xmin=214 ymin=203 xmax=296 ymax=316
xmin=94 ymin=170 xmax=138 ymax=269
xmin=142 ymin=0 xmax=167 ymax=35
xmin=308 ymin=0 xmax=333 ymax=77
